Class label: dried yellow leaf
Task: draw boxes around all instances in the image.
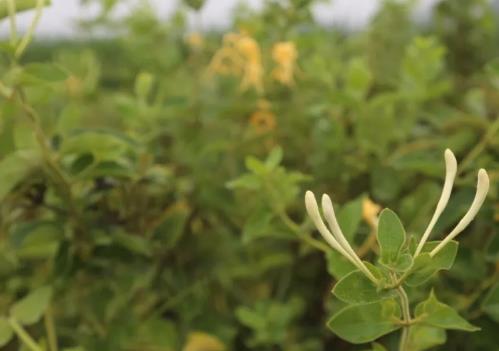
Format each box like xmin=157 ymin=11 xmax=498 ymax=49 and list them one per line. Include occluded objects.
xmin=182 ymin=332 xmax=226 ymax=351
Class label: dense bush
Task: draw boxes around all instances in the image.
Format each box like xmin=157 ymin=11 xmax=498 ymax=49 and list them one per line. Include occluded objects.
xmin=0 ymin=0 xmax=498 ymax=350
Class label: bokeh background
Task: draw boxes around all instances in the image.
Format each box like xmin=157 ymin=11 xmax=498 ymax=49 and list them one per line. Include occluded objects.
xmin=2 ymin=0 xmax=444 ymax=36
xmin=0 ymin=1 xmax=498 ymax=351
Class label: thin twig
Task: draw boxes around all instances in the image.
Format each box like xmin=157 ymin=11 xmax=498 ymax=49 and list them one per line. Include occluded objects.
xmin=15 ymin=0 xmax=45 ymax=59
xmin=458 ymin=117 xmax=499 ymax=175
xmin=8 ymin=318 xmax=43 ymax=351
xmin=44 ymin=306 xmax=58 ymax=351
xmin=6 ymin=0 xmax=18 ymax=44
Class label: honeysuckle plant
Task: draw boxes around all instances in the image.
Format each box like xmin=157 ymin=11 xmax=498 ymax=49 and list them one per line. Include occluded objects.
xmin=305 ymin=149 xmax=490 ymax=351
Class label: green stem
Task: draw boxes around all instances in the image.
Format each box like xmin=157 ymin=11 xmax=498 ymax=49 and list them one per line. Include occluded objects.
xmin=459 ymin=264 xmax=499 ymax=313
xmin=44 ymin=307 xmax=58 ymax=351
xmin=16 ymin=90 xmax=79 ymax=222
xmin=263 ymin=181 xmax=330 ymax=253
xmin=393 ymin=269 xmax=412 ymax=288
xmin=356 ymin=229 xmax=377 ymax=258
xmin=155 ymin=277 xmax=210 ymax=316
xmin=277 ymin=208 xmax=330 ymax=252
xmin=15 ymin=0 xmax=45 ymax=59
xmin=458 ymin=117 xmax=499 ymax=175
xmin=395 ymin=285 xmax=411 ymax=351
xmin=6 ymin=0 xmax=18 ymax=44
xmin=0 ymin=80 xmax=13 ymax=97
xmin=8 ymin=318 xmax=43 ymax=351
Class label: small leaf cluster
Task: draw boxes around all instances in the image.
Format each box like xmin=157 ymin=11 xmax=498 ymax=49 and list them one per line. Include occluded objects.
xmin=328 ymin=209 xmax=475 ymax=348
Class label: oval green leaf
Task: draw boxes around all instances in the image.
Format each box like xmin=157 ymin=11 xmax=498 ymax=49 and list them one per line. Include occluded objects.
xmin=415 ymin=291 xmax=479 ymax=332
xmin=10 ymin=286 xmax=53 ymax=326
xmin=327 ymin=299 xmax=401 ymax=344
xmin=333 ymin=269 xmax=395 ymax=304
xmin=0 ymin=317 xmax=13 ymax=347
xmin=406 ymin=241 xmax=458 ymax=287
xmin=377 ymin=209 xmax=406 ymax=266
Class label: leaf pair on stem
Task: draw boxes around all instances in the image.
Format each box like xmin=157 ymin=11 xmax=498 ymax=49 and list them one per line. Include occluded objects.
xmin=305 ymin=149 xmax=490 ymax=350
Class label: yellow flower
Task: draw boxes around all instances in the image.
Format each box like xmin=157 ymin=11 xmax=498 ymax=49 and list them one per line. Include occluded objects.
xmin=208 ymin=33 xmax=243 ymax=75
xmin=65 ymin=75 xmax=83 ymax=97
xmin=271 ymin=41 xmax=298 ymax=86
xmin=249 ymin=100 xmax=276 ymax=134
xmin=362 ymin=197 xmax=381 ymax=228
xmin=182 ymin=332 xmax=226 ymax=351
xmin=208 ymin=32 xmax=263 ymax=93
xmin=185 ymin=32 xmax=204 ymax=50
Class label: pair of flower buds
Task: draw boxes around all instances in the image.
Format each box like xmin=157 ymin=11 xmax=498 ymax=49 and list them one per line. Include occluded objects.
xmin=305 ymin=149 xmax=490 ymax=284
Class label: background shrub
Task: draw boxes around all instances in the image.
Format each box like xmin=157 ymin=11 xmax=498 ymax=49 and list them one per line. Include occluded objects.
xmin=0 ymin=0 xmax=497 ymax=350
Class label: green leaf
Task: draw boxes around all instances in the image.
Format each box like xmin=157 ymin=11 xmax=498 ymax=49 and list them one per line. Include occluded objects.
xmin=23 ymin=63 xmax=68 ymax=82
xmin=153 ymin=202 xmax=190 ymax=249
xmin=10 ymin=286 xmax=53 ymax=326
xmin=265 ymin=147 xmax=283 ymax=169
xmin=0 ymin=317 xmax=13 ymax=347
xmin=377 ymin=209 xmax=406 ymax=266
xmin=134 ymin=71 xmax=154 ymax=101
xmin=415 ymin=291 xmax=479 ymax=332
xmin=327 ymin=299 xmax=401 ymax=344
xmin=485 ymin=234 xmax=499 ymax=262
xmin=242 ymin=208 xmax=274 ymax=243
xmin=345 ymin=57 xmax=373 ymax=101
xmin=113 ymin=231 xmax=152 ymax=257
xmin=406 ymin=241 xmax=458 ymax=287
xmin=13 ymin=221 xmax=63 ymax=259
xmin=134 ymin=318 xmax=177 ymax=349
xmin=0 ymin=150 xmax=40 ymax=202
xmin=57 ymin=103 xmax=84 ymax=135
xmin=391 ymin=253 xmax=413 ymax=272
xmin=406 ymin=325 xmax=446 ymax=351
xmin=333 ymin=269 xmax=395 ymax=304
xmin=371 ymin=165 xmax=402 ymax=201
xmin=481 ymin=283 xmax=499 ymax=323
xmin=235 ymin=307 xmax=265 ymax=330
xmin=245 ymin=156 xmax=267 ymax=175
xmin=62 ymin=130 xmax=136 ymax=162
xmin=337 ymin=197 xmax=363 ymax=242
xmin=13 ymin=121 xmax=37 ymax=150
xmin=226 ymin=174 xmax=260 ymax=190
xmin=326 ymin=249 xmax=357 ymax=280
xmin=400 ymin=36 xmax=448 ymax=101
xmin=69 ymin=153 xmax=95 ymax=175
xmin=370 ymin=342 xmax=387 ymax=351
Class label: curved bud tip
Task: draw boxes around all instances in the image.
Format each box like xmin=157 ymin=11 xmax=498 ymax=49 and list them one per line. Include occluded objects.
xmin=478 ymin=169 xmax=490 ymax=194
xmin=444 ymin=149 xmax=457 ymax=174
xmin=429 ymin=167 xmax=490 ymax=257
xmin=305 ymin=191 xmax=320 ymax=221
xmin=321 ymin=193 xmax=333 ymax=213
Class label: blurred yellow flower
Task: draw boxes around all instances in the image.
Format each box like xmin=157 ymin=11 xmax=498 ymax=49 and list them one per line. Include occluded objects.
xmin=362 ymin=197 xmax=381 ymax=228
xmin=65 ymin=75 xmax=83 ymax=97
xmin=208 ymin=32 xmax=263 ymax=93
xmin=185 ymin=32 xmax=204 ymax=50
xmin=182 ymin=332 xmax=226 ymax=351
xmin=272 ymin=41 xmax=298 ymax=86
xmin=249 ymin=99 xmax=276 ymax=134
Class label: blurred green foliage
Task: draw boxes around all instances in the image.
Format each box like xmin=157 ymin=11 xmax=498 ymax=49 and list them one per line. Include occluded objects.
xmin=0 ymin=0 xmax=498 ymax=350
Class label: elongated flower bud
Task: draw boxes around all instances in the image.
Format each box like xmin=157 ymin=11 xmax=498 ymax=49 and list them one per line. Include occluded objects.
xmin=305 ymin=191 xmax=378 ymax=283
xmin=321 ymin=194 xmax=377 ymax=282
xmin=430 ymin=169 xmax=490 ymax=257
xmin=305 ymin=191 xmax=350 ymax=256
xmin=415 ymin=149 xmax=457 ymax=256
